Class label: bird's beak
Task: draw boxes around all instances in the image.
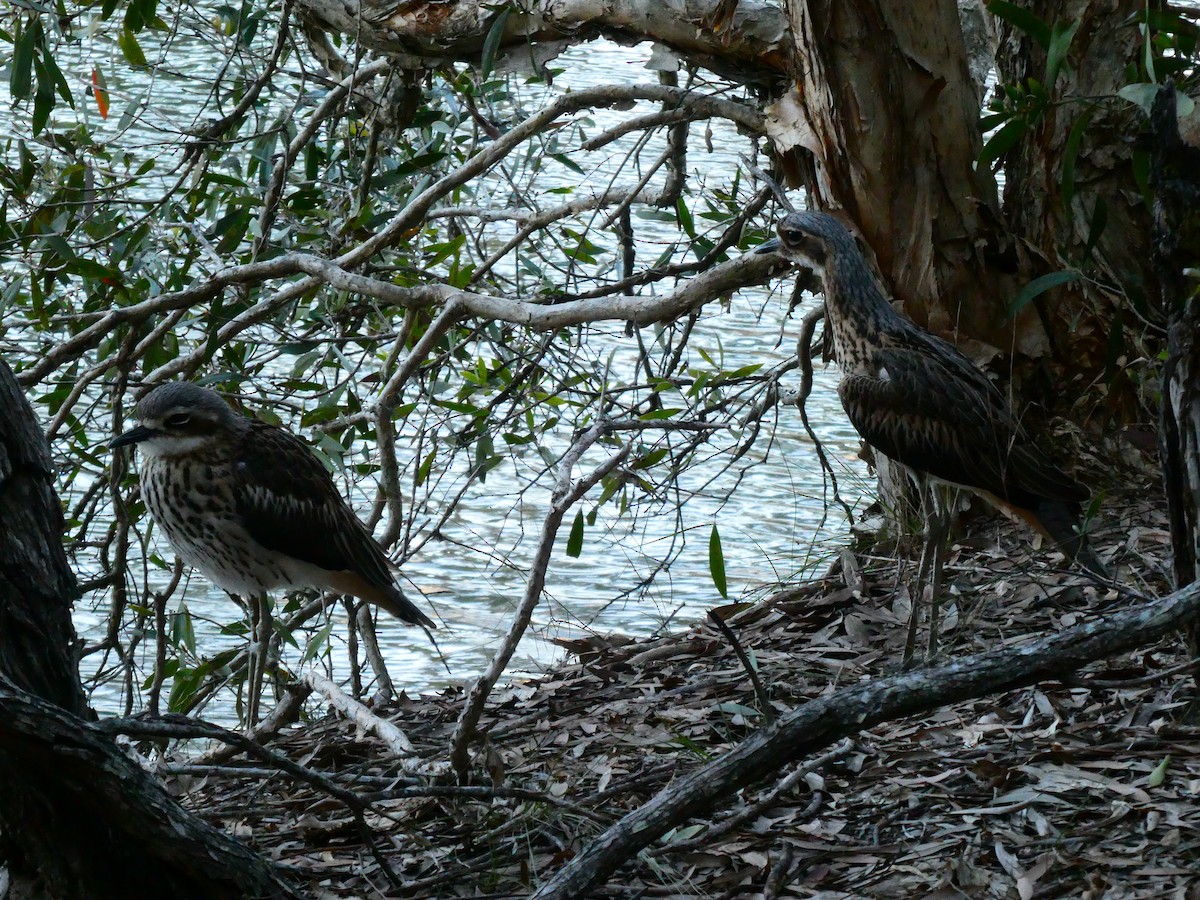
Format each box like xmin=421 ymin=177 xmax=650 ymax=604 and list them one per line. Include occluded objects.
xmin=110 ymin=425 xmax=158 ymax=450
xmin=754 ymin=237 xmax=781 ymax=255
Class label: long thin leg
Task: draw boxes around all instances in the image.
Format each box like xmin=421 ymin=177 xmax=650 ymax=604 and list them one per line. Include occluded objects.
xmin=924 ymin=498 xmax=952 ymax=660
xmin=247 ymin=593 xmax=271 ymax=727
xmin=903 ymin=480 xmax=936 ymax=666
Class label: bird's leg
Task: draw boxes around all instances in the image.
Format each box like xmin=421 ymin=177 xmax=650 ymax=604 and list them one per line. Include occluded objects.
xmin=902 ymin=482 xmax=936 ymax=667
xmin=924 ymin=491 xmax=954 ymax=661
xmin=246 ymin=593 xmax=271 ymax=727
xmin=903 ymin=506 xmax=936 ymax=667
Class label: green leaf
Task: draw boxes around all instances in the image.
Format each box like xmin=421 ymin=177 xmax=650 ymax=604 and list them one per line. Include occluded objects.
xmin=676 ymin=197 xmax=696 ymax=238
xmin=638 ymin=407 xmax=681 ymax=421
xmin=979 ymin=111 xmax=1011 ymax=131
xmin=10 ymin=19 xmax=37 ymax=101
xmin=118 ymin=28 xmax=148 ymax=67
xmin=170 ymin=605 xmax=196 ymax=653
xmin=301 ymin=621 xmax=335 ymax=663
xmin=32 ymin=54 xmax=54 ymax=135
xmin=1045 ymin=19 xmax=1080 ymax=88
xmin=479 ymin=7 xmax=509 ymax=79
xmin=986 ymin=1 xmax=1050 ymax=48
xmin=1060 ymin=104 xmax=1095 ymax=208
xmin=566 ymin=509 xmax=584 ymax=558
xmin=977 ymin=117 xmax=1027 ymax=168
xmin=709 ymin=524 xmax=727 ymax=599
xmin=416 ymin=447 xmax=436 ymax=486
xmin=1007 ymin=270 xmax=1080 ymax=317
xmin=1117 ymin=83 xmax=1195 ymax=118
xmin=168 ymin=661 xmax=210 ymax=712
xmin=1148 ymin=755 xmax=1170 ymax=788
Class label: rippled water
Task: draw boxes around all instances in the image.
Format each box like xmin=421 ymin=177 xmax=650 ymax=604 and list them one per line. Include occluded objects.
xmin=3 ymin=23 xmax=871 ymax=710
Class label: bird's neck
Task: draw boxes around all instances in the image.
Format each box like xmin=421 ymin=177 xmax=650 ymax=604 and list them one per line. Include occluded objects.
xmin=823 ymin=254 xmax=912 ymax=369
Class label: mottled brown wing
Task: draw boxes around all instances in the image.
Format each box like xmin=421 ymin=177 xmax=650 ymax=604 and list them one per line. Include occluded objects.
xmin=838 ymin=344 xmax=1087 ymax=509
xmin=233 ymin=422 xmax=397 ymax=588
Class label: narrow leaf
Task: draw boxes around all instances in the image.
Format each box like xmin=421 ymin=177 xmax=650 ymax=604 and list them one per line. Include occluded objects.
xmin=32 ymin=54 xmax=54 ymax=134
xmin=92 ymin=66 xmax=109 ymax=118
xmin=978 ymin=117 xmax=1027 ymax=168
xmin=1007 ymin=270 xmax=1080 ymax=317
xmin=709 ymin=524 xmax=728 ymax=599
xmin=118 ymin=27 xmax=148 ymax=67
xmin=566 ymin=509 xmax=584 ymax=558
xmin=1060 ymin=104 xmax=1095 ymax=208
xmin=676 ymin=197 xmax=696 ymax=238
xmin=1148 ymin=755 xmax=1170 ymax=787
xmin=1045 ymin=18 xmax=1080 ymax=88
xmin=480 ymin=7 xmax=509 ymax=79
xmin=985 ymin=0 xmax=1051 ymax=48
xmin=10 ymin=20 xmax=37 ymax=100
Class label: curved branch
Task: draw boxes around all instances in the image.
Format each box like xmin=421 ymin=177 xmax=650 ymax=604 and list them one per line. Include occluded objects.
xmin=22 ymin=83 xmax=767 ymax=390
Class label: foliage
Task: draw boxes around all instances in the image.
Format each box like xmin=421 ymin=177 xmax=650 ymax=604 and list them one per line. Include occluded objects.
xmin=0 ymin=0 xmax=844 ymax=718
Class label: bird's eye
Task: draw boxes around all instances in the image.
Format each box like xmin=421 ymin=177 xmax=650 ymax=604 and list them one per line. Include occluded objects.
xmin=165 ymin=413 xmax=191 ymax=428
xmin=781 ymin=229 xmax=804 ymax=245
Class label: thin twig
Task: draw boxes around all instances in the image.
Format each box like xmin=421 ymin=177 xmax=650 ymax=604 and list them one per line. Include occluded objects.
xmin=794 ymin=304 xmax=854 ymax=521
xmin=707 ymin=610 xmax=775 ymax=725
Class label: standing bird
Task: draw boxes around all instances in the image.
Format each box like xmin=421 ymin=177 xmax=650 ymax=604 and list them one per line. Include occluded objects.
xmin=111 ymin=382 xmax=435 ymax=719
xmin=759 ymin=210 xmax=1105 ymax=660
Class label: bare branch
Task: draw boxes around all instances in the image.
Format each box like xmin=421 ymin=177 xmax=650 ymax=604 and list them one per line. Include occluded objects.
xmin=449 ymin=423 xmax=631 ymax=781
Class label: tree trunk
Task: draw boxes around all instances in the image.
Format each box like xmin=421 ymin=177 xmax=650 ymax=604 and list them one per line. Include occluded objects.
xmin=993 ymin=0 xmax=1160 ymax=420
xmin=1148 ymin=84 xmax=1200 ymax=660
xmin=0 ymin=362 xmax=88 ymax=715
xmin=0 ymin=359 xmax=298 ymax=899
xmin=778 ymin=0 xmax=1029 ymax=353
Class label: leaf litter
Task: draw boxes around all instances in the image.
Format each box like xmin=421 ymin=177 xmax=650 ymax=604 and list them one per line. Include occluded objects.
xmin=169 ymin=484 xmax=1200 ymax=898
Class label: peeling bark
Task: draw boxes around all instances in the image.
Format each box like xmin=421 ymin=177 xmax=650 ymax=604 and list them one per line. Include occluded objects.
xmin=295 ymin=0 xmax=792 ymax=85
xmin=993 ymin=0 xmax=1159 ymax=401
xmin=777 ymin=0 xmax=1025 ymax=354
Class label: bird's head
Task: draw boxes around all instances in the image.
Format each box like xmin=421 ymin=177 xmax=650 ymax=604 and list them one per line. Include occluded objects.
xmin=755 ymin=210 xmax=859 ymax=276
xmin=110 ymin=382 xmax=244 ymax=458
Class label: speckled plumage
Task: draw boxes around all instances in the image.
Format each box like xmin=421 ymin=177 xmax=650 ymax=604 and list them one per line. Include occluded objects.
xmin=767 ymin=210 xmax=1102 ymax=573
xmin=111 ymin=382 xmax=434 ymax=628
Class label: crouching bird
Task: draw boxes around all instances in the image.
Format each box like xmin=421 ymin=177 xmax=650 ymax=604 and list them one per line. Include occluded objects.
xmin=111 ymin=381 xmax=435 ymax=720
xmin=759 ymin=210 xmax=1106 ymax=661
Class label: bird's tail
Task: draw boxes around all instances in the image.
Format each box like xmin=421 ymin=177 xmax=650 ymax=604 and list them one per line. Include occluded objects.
xmin=1032 ymin=499 xmax=1109 ymax=580
xmin=377 ymin=583 xmax=437 ymax=630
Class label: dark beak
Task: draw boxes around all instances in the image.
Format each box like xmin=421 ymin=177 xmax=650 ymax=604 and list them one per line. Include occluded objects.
xmin=755 ymin=237 xmax=781 ymax=255
xmin=110 ymin=425 xmax=158 ymax=450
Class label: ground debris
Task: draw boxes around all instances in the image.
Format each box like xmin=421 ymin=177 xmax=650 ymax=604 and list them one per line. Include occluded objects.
xmin=173 ymin=488 xmax=1200 ymax=898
